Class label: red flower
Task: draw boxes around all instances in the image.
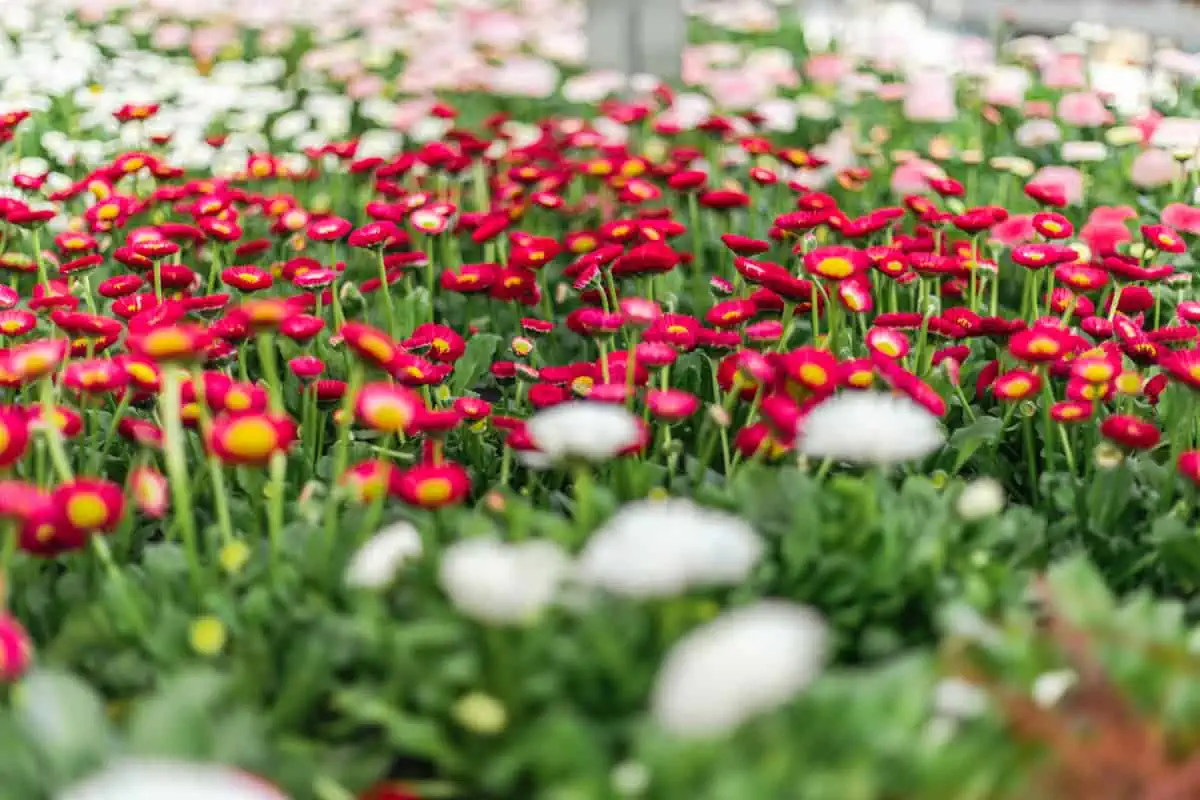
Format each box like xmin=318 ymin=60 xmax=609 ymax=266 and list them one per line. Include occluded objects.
xmin=355 ymin=383 xmax=424 ymax=435
xmin=1178 ymin=451 xmax=1200 ymax=487
xmin=1032 ymin=212 xmax=1074 ymax=239
xmin=865 ymin=327 xmax=910 ymax=360
xmin=341 ymin=322 xmax=402 ymax=371
xmin=206 ymin=412 xmax=296 ymax=466
xmin=992 ymin=370 xmax=1041 ymax=401
xmin=1142 ymin=223 xmax=1186 ymax=253
xmin=803 ymin=246 xmax=865 ymax=280
xmin=52 ymin=478 xmax=125 ymax=534
xmin=1051 ymin=400 xmax=1094 ymax=423
xmin=1100 ymin=414 xmax=1160 ymax=450
xmin=394 ymin=462 xmax=470 ymax=508
xmin=646 ymin=389 xmax=700 ymax=421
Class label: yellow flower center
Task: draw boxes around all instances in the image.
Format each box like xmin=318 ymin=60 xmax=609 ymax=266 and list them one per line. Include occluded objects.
xmin=799 ymin=364 xmax=827 ymax=386
xmin=67 ymin=492 xmax=108 ymax=530
xmin=416 ymin=478 xmax=453 ymax=506
xmin=223 ymin=417 xmax=278 ymax=459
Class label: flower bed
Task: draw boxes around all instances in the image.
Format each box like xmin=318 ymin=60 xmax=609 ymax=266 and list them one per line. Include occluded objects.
xmin=3 ymin=2 xmax=1200 ymax=798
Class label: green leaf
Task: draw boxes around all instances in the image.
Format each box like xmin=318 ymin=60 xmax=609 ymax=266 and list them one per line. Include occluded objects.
xmin=948 ymin=416 xmax=1004 ymax=472
xmin=14 ymin=669 xmax=113 ymax=781
xmin=332 ymin=688 xmax=461 ymax=769
xmin=450 ymin=333 xmax=501 ymax=394
xmin=126 ymin=669 xmax=228 ymax=758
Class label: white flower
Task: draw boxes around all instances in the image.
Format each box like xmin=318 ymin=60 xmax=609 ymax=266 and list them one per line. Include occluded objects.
xmin=525 ymin=402 xmax=642 ymax=464
xmin=577 ymin=499 xmax=763 ymax=598
xmin=933 ymin=678 xmax=988 ymax=719
xmin=1014 ymin=119 xmax=1061 ymax=148
xmin=1033 ymin=669 xmax=1076 ymax=707
xmin=797 ymin=392 xmax=944 ymax=466
xmin=956 ymin=478 xmax=1006 ymax=521
xmin=59 ymin=759 xmax=287 ymax=800
xmin=344 ymin=520 xmax=422 ymax=590
xmin=651 ymin=602 xmax=827 ymax=738
xmin=438 ymin=538 xmax=570 ymax=625
xmin=1061 ymin=140 xmax=1108 ymax=163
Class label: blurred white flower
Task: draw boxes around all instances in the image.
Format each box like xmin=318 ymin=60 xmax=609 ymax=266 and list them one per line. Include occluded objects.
xmin=525 ymin=402 xmax=642 ymax=464
xmin=651 ymin=602 xmax=827 ymax=737
xmin=797 ymin=392 xmax=944 ymax=466
xmin=956 ymin=478 xmax=1006 ymax=521
xmin=933 ymin=678 xmax=988 ymax=719
xmin=439 ymin=538 xmax=569 ymax=625
xmin=1061 ymin=140 xmax=1108 ymax=163
xmin=344 ymin=520 xmax=422 ymax=590
xmin=1033 ymin=669 xmax=1076 ymax=707
xmin=1014 ymin=119 xmax=1061 ymax=148
xmin=577 ymin=498 xmax=762 ymax=598
xmin=59 ymin=759 xmax=287 ymax=800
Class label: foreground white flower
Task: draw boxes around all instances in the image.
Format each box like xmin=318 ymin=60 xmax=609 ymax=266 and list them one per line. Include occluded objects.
xmin=797 ymin=392 xmax=945 ymax=466
xmin=577 ymin=498 xmax=763 ymax=598
xmin=651 ymin=602 xmax=827 ymax=738
xmin=525 ymin=402 xmax=643 ymax=464
xmin=59 ymin=759 xmax=287 ymax=800
xmin=344 ymin=520 xmax=423 ymax=589
xmin=439 ymin=538 xmax=570 ymax=625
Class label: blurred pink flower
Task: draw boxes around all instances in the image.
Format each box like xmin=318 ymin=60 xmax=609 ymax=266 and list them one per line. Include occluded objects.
xmin=804 ymin=54 xmax=848 ymax=85
xmin=1162 ymin=203 xmax=1200 ymax=235
xmin=876 ymin=83 xmax=907 ymax=102
xmin=706 ymin=69 xmax=771 ymax=111
xmin=891 ymin=159 xmax=940 ymax=195
xmin=392 ymin=98 xmax=436 ymax=132
xmin=1042 ymin=54 xmax=1087 ymax=90
xmin=1023 ymin=100 xmax=1054 ymax=119
xmin=1133 ymin=110 xmax=1165 ymax=145
xmin=487 ymin=57 xmax=559 ymax=99
xmin=1130 ymin=148 xmax=1181 ymax=189
xmin=151 ymin=23 xmax=189 ymax=51
xmin=903 ymin=73 xmax=956 ymax=123
xmin=1028 ymin=166 xmax=1084 ymax=205
xmin=1081 ymin=221 xmax=1132 ymax=256
xmin=990 ymin=214 xmax=1036 ymax=247
xmin=983 ymin=66 xmax=1028 ymax=107
xmin=1080 ymin=206 xmax=1135 ymax=255
xmin=1150 ymin=116 xmax=1200 ymax=151
xmin=348 ymin=75 xmax=386 ymax=100
xmin=1057 ymin=91 xmax=1109 ymax=127
xmin=1090 ymin=205 xmax=1137 ymax=225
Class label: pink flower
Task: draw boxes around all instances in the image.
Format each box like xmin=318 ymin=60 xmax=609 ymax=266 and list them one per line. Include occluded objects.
xmin=1162 ymin=203 xmax=1200 ymax=235
xmin=1023 ymin=100 xmax=1054 ymax=119
xmin=984 ymin=66 xmax=1028 ymax=107
xmin=903 ymin=72 xmax=956 ymax=123
xmin=348 ymin=75 xmax=386 ymax=100
xmin=1150 ymin=116 xmax=1200 ymax=151
xmin=1057 ymin=91 xmax=1109 ymax=127
xmin=891 ymin=159 xmax=940 ymax=195
xmin=1130 ymin=148 xmax=1181 ymax=189
xmin=151 ymin=23 xmax=189 ymax=51
xmin=1090 ymin=205 xmax=1137 ymax=225
xmin=1078 ymin=206 xmax=1136 ymax=257
xmin=804 ymin=54 xmax=848 ymax=85
xmin=706 ymin=69 xmax=771 ymax=111
xmin=989 ymin=214 xmax=1037 ymax=247
xmin=1028 ymin=166 xmax=1084 ymax=205
xmin=1042 ymin=54 xmax=1087 ymax=90
xmin=486 ymin=56 xmax=559 ymax=99
xmin=1133 ymin=110 xmax=1165 ymax=145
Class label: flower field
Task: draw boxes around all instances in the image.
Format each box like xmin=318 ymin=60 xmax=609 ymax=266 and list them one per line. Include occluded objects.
xmin=6 ymin=1 xmax=1200 ymax=797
